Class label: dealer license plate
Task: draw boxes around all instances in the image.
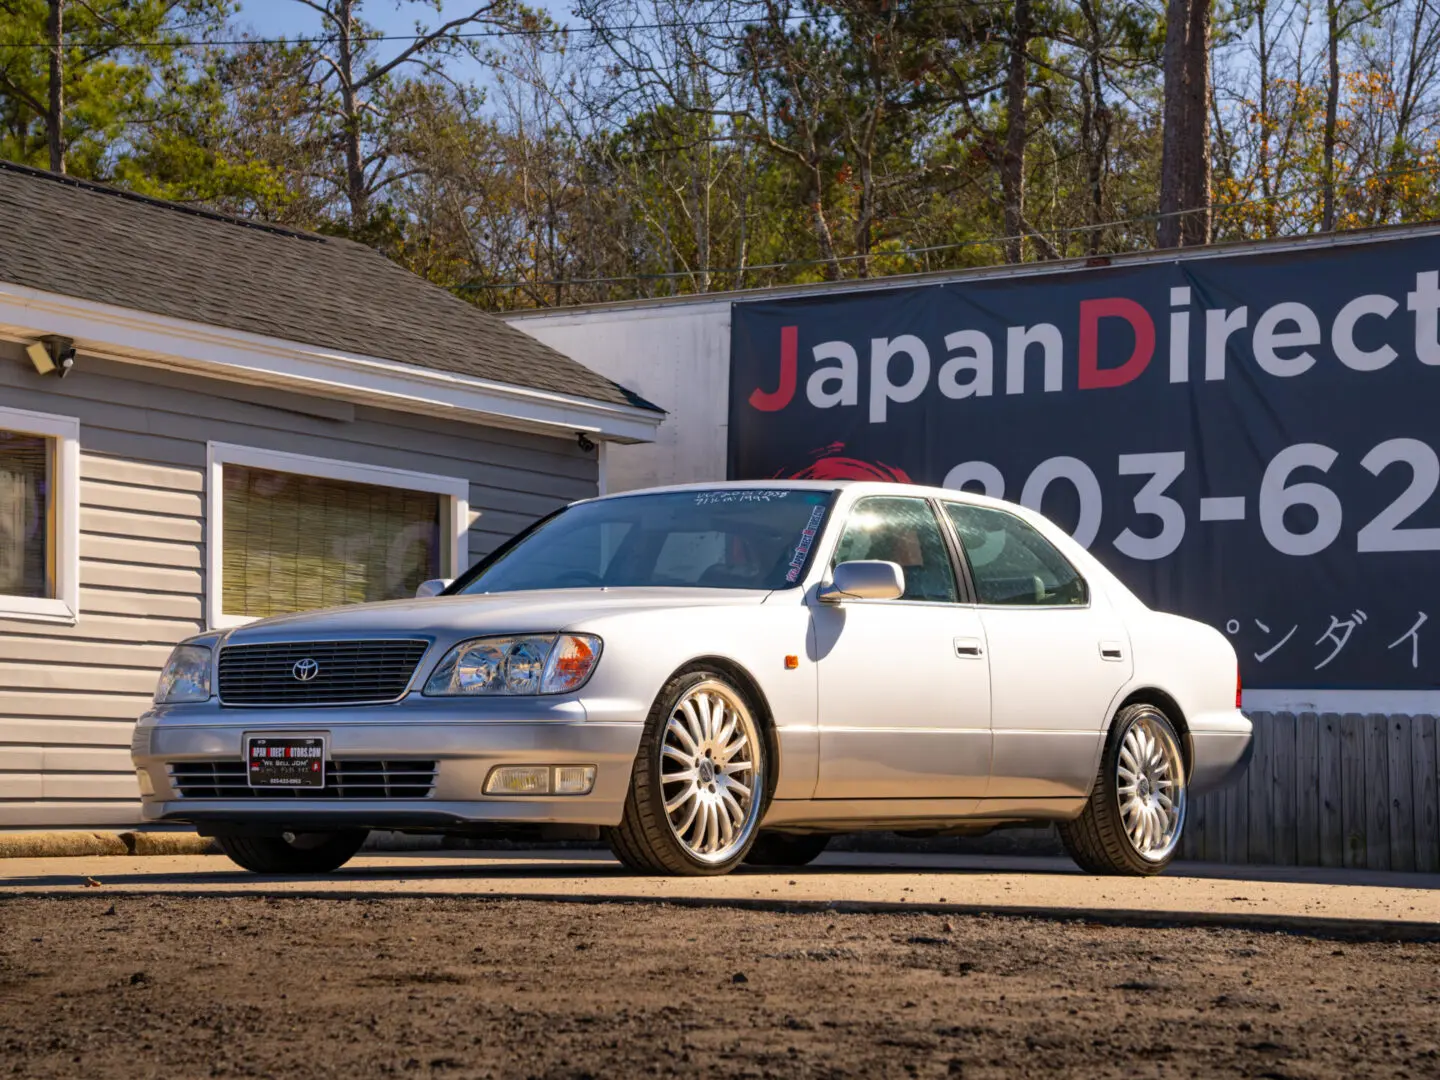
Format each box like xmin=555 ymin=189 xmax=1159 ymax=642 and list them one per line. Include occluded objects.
xmin=246 ymin=735 xmax=327 ymax=789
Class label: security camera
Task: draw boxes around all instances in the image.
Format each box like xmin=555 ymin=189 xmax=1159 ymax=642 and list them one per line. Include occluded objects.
xmin=577 ymin=432 xmax=596 ymax=453
xmin=24 ymin=337 xmax=75 ymax=378
xmin=53 ymin=343 xmax=75 ymax=378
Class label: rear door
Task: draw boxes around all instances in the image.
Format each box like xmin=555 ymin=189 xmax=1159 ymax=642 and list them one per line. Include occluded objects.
xmin=942 ymin=502 xmax=1132 ymax=799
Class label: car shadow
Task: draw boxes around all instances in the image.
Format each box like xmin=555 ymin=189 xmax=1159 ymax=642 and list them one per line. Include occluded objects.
xmin=2 ymin=849 xmax=1436 ymax=891
xmin=0 ymin=850 xmax=1060 ymax=890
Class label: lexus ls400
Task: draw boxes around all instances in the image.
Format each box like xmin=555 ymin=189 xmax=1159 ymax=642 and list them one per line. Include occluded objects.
xmin=132 ymin=482 xmax=1252 ymax=876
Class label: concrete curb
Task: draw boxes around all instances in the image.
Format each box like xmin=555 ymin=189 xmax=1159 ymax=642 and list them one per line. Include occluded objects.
xmin=0 ymin=831 xmax=590 ymax=859
xmin=1 ymin=829 xmax=1067 ymax=860
xmin=0 ymin=832 xmax=218 ymax=859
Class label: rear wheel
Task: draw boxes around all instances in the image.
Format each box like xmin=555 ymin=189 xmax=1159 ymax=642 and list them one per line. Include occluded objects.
xmin=605 ymin=670 xmax=767 ymax=876
xmin=1059 ymin=704 xmax=1187 ymax=876
xmin=743 ymin=831 xmax=829 ymax=867
xmin=215 ymin=830 xmax=368 ymax=874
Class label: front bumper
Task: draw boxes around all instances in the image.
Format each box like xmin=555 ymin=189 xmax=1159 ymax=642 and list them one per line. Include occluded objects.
xmin=132 ymin=704 xmax=644 ymax=830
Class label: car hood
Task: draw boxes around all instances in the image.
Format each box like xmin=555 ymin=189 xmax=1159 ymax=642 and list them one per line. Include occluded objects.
xmin=221 ymin=587 xmax=775 ymax=644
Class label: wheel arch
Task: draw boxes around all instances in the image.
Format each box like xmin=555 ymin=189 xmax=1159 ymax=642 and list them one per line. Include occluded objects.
xmin=664 ymin=655 xmax=781 ymax=805
xmin=1114 ymin=686 xmax=1192 ymax=772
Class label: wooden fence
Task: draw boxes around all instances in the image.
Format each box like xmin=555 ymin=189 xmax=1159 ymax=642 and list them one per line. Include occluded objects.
xmin=1180 ymin=711 xmax=1440 ymax=872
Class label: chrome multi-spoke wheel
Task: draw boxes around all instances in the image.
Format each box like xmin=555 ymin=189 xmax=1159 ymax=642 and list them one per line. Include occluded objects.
xmin=1116 ymin=713 xmax=1186 ymax=862
xmin=605 ymin=671 xmax=768 ymax=875
xmin=660 ymin=681 xmax=762 ymax=864
xmin=1059 ymin=703 xmax=1188 ymax=876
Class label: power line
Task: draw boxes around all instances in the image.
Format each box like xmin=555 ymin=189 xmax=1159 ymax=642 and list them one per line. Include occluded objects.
xmin=452 ymin=158 xmax=1440 ymax=292
xmin=0 ymin=3 xmax=1017 ymax=52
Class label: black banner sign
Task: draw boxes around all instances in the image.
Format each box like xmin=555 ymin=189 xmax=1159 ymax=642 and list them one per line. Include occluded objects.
xmin=728 ymin=234 xmax=1440 ymax=690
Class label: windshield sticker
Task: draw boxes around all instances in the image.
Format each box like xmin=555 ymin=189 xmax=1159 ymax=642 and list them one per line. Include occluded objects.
xmin=785 ymin=506 xmax=827 ymax=582
xmin=693 ymin=489 xmax=791 ymax=505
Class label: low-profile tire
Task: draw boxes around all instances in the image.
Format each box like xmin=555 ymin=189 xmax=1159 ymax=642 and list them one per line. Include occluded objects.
xmin=743 ymin=831 xmax=830 ymax=868
xmin=1059 ymin=703 xmax=1188 ymax=876
xmin=604 ymin=669 xmax=768 ymax=876
xmin=215 ymin=830 xmax=368 ymax=874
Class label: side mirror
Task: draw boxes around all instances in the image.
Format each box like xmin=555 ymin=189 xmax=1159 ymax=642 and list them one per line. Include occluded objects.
xmin=818 ymin=560 xmax=905 ymax=603
xmin=415 ymin=578 xmax=453 ymax=599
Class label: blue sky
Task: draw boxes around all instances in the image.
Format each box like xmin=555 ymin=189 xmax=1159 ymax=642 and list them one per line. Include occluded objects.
xmin=227 ymin=0 xmax=579 ymax=104
xmin=231 ymin=0 xmax=576 ymax=50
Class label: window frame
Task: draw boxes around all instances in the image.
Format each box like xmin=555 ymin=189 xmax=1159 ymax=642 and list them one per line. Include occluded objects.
xmin=206 ymin=442 xmax=471 ymax=629
xmin=828 ymin=494 xmax=963 ymax=605
xmin=0 ymin=404 xmax=79 ymax=625
xmin=939 ymin=500 xmax=1090 ymax=610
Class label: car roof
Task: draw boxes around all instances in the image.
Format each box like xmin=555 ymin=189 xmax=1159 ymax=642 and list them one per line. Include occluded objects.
xmin=588 ymin=479 xmax=1014 ymax=511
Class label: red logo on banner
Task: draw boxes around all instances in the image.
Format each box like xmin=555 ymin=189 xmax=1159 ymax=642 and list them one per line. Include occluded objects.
xmin=778 ymin=442 xmax=914 ymax=483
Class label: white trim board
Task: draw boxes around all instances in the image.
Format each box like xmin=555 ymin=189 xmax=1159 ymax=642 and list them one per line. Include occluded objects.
xmin=1242 ymin=689 xmax=1440 ymax=715
xmin=0 ymin=403 xmax=79 ymax=624
xmin=206 ymin=442 xmax=471 ymax=630
xmin=0 ymin=280 xmax=662 ymax=444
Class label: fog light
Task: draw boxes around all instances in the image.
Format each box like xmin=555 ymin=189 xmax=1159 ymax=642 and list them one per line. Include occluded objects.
xmin=135 ymin=769 xmax=155 ymax=797
xmin=485 ymin=766 xmax=550 ymax=795
xmin=554 ymin=765 xmax=596 ymax=795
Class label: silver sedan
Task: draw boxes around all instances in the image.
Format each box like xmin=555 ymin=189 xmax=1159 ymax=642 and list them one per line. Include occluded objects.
xmin=132 ymin=481 xmax=1252 ymax=876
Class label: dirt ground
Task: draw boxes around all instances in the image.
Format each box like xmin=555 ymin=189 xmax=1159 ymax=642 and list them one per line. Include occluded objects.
xmin=1 ymin=897 xmax=1437 ymax=1079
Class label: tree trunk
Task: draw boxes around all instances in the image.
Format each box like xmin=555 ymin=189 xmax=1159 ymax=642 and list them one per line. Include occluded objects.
xmin=1158 ymin=0 xmax=1211 ymax=247
xmin=808 ymin=163 xmax=841 ymax=281
xmin=1181 ymin=0 xmax=1211 ymax=246
xmin=1256 ymin=0 xmax=1273 ymax=236
xmin=855 ymin=156 xmax=874 ymax=278
xmin=46 ymin=0 xmax=63 ymax=174
xmin=335 ymin=0 xmax=367 ymax=227
xmin=1158 ymin=0 xmax=1186 ymax=248
xmin=1079 ymin=0 xmax=1109 ymax=255
xmin=1002 ymin=0 xmax=1032 ymax=263
xmin=1375 ymin=0 xmax=1427 ymax=223
xmin=852 ymin=40 xmax=885 ymax=279
xmin=1321 ymin=0 xmax=1340 ymax=232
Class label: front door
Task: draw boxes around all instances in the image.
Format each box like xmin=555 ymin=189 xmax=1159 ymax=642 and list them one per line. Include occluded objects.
xmin=943 ymin=502 xmax=1133 ymax=798
xmin=813 ymin=495 xmax=991 ymax=799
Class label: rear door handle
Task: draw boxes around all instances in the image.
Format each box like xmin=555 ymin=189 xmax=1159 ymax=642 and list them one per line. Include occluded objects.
xmin=954 ymin=637 xmax=984 ymax=658
xmin=1099 ymin=640 xmax=1126 ymax=662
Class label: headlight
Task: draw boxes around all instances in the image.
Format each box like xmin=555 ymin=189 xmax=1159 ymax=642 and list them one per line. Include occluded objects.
xmin=154 ymin=644 xmax=212 ymax=703
xmin=424 ymin=634 xmax=602 ymax=696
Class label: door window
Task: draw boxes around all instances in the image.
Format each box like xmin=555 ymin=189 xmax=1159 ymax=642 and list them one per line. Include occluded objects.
xmin=944 ymin=503 xmax=1088 ymax=606
xmin=832 ymin=496 xmax=958 ymax=603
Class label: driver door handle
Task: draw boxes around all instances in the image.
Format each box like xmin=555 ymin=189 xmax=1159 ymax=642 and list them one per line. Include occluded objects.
xmin=954 ymin=637 xmax=984 ymax=658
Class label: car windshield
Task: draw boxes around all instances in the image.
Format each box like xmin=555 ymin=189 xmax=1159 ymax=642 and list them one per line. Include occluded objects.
xmin=456 ymin=488 xmax=835 ymax=594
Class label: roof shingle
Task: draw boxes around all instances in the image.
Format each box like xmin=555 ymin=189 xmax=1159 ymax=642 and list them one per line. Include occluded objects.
xmin=0 ymin=161 xmax=658 ymax=412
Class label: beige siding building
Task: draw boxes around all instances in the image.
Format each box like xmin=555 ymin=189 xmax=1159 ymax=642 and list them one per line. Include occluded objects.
xmin=0 ymin=163 xmax=661 ymax=829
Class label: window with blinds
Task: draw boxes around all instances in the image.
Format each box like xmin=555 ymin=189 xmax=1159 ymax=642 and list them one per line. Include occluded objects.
xmin=222 ymin=464 xmax=443 ymax=619
xmin=0 ymin=430 xmax=52 ymax=599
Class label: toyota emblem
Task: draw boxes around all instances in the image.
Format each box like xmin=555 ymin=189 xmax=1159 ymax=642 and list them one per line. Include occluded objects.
xmin=292 ymin=658 xmax=320 ymax=682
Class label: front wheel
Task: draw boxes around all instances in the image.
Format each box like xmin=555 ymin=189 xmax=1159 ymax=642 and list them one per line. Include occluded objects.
xmin=215 ymin=830 xmax=368 ymax=874
xmin=605 ymin=671 xmax=768 ymax=876
xmin=1059 ymin=704 xmax=1188 ymax=876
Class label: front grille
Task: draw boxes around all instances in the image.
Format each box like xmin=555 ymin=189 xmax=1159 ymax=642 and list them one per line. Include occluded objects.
xmin=169 ymin=760 xmax=438 ymax=799
xmin=217 ymin=639 xmax=430 ymax=706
